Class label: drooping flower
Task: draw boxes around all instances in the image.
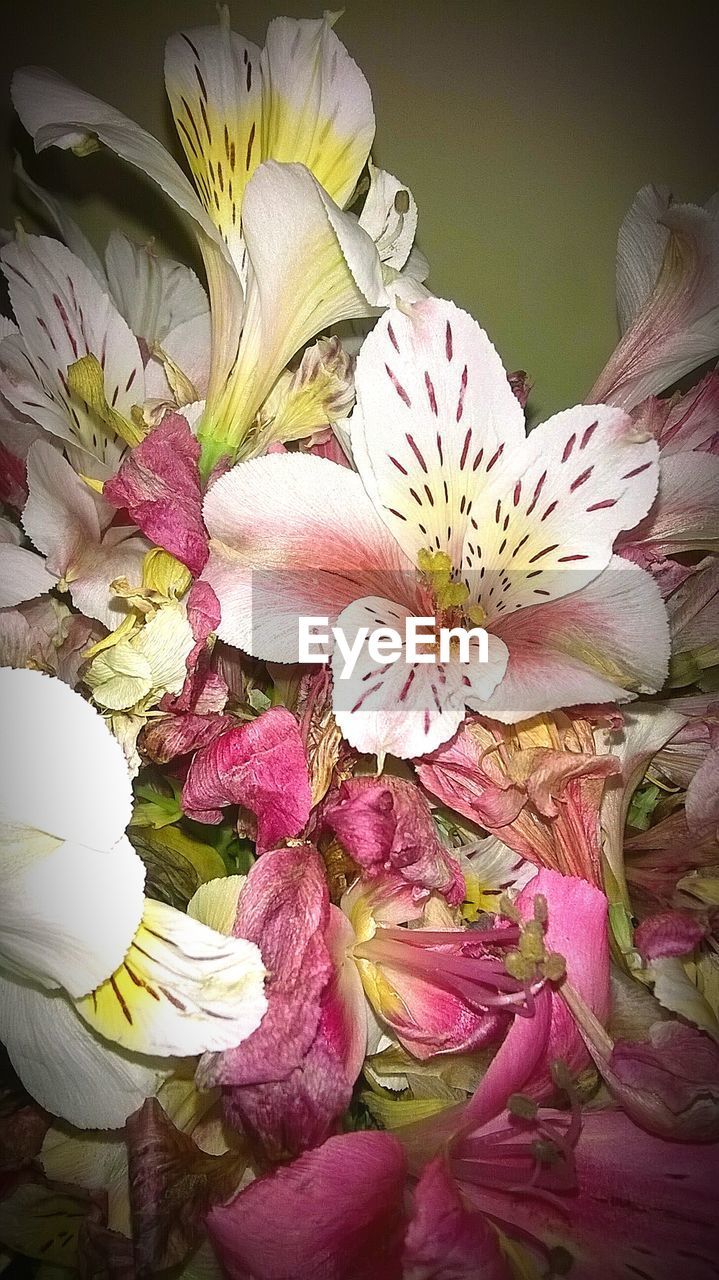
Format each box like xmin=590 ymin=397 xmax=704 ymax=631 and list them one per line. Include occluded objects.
xmin=197 ymin=849 xmax=367 ymax=1160
xmin=416 ymin=709 xmax=621 ymax=885
xmin=0 ymin=667 xmax=267 ymax=1128
xmin=182 ymin=705 xmax=313 ymax=850
xmin=589 ymin=185 xmax=719 ymax=412
xmin=203 ymin=296 xmax=668 ymax=760
xmin=13 ymin=12 xmax=423 ymax=474
xmin=323 ymin=774 xmax=465 ymax=905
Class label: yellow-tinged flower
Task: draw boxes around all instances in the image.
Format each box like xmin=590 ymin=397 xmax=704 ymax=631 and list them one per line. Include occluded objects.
xmin=0 ymin=669 xmax=267 ymax=1130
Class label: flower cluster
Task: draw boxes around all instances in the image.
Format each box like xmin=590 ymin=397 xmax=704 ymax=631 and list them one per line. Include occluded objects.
xmin=1 ymin=11 xmax=718 ymax=1280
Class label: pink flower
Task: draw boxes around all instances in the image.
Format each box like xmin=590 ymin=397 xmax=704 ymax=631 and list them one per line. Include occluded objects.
xmin=198 ymin=846 xmax=366 ymax=1160
xmin=203 ymin=297 xmax=668 ymax=761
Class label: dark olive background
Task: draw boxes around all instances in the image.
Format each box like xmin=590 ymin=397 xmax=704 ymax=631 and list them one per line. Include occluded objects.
xmin=1 ymin=0 xmax=718 ymax=420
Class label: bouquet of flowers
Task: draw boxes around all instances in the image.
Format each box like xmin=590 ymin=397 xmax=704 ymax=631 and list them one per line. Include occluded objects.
xmin=1 ymin=10 xmax=718 ymax=1278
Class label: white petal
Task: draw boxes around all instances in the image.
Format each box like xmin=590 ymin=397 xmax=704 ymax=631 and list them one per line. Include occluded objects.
xmin=15 ymin=154 xmax=108 ymax=287
xmin=260 ymin=15 xmax=375 ymax=207
xmin=0 ymin=543 xmax=56 ymax=607
xmin=0 ymin=666 xmax=132 ymax=848
xmin=358 ymin=162 xmax=418 ymax=270
xmin=1 ymin=832 xmax=146 ymax=996
xmin=165 ymin=21 xmax=261 ymax=275
xmin=350 ymin=297 xmax=525 ymax=568
xmin=0 ymin=236 xmax=145 ymax=475
xmin=75 ymin=898 xmax=267 ymax=1057
xmin=0 ymin=970 xmax=164 ymax=1129
xmin=104 ymin=230 xmax=209 ymax=346
xmin=23 ymin=438 xmax=102 ymax=570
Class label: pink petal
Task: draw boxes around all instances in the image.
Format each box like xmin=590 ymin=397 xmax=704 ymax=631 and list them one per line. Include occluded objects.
xmin=636 ymin=371 xmax=719 ymax=457
xmin=182 ymin=706 xmax=311 ymax=849
xmin=619 ymin=451 xmax=719 ymax=561
xmin=202 ymin=451 xmax=413 ymax=660
xmin=482 ymin=556 xmax=670 ymax=722
xmin=416 ymin=720 xmax=528 ymax=831
xmin=199 ymin=847 xmax=363 ymax=1159
xmin=686 ymin=743 xmax=719 ymax=841
xmin=608 ymin=1020 xmax=719 ymax=1141
xmin=104 ymin=411 xmax=208 ymax=574
xmin=207 ymin=1132 xmax=407 ymax=1280
xmin=0 ymin=440 xmax=27 ymax=509
xmin=634 ymin=909 xmax=708 ymax=960
xmin=404 ymin=1157 xmax=511 ymax=1280
xmin=324 ymin=776 xmax=465 ymax=905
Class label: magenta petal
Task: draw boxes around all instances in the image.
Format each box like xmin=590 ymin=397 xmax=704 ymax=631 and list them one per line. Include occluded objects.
xmin=404 ymin=1158 xmax=511 ymax=1280
xmin=182 ymin=706 xmax=311 ymax=849
xmin=199 ymin=847 xmax=360 ymax=1159
xmin=324 ymin=776 xmax=465 ymax=905
xmin=104 ymin=411 xmax=208 ymax=573
xmin=206 ymin=1132 xmax=407 ymax=1280
xmin=634 ymin=909 xmax=708 ymax=960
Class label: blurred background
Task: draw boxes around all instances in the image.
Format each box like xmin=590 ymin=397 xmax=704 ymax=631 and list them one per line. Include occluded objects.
xmin=1 ymin=0 xmax=717 ymax=421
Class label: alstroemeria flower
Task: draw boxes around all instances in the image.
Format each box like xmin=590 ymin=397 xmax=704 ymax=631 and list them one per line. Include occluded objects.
xmin=0 ymin=667 xmax=267 ymax=1129
xmin=0 ymin=439 xmax=148 ymax=629
xmin=12 ymin=13 xmax=419 ymax=473
xmin=204 ymin=296 xmax=668 ymax=760
xmin=589 ymin=184 xmax=719 ymax=412
xmin=423 ymin=1094 xmax=719 ymax=1280
xmin=323 ymin=775 xmax=465 ymax=905
xmin=617 ymin=376 xmax=719 ymax=595
xmin=417 ymin=709 xmax=621 ymax=886
xmin=0 ymin=235 xmax=146 ymax=479
xmin=198 ymin=849 xmax=367 ymax=1160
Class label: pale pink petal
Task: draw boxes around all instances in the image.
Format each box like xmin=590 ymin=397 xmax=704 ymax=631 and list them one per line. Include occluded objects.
xmin=23 ymin=439 xmax=102 ymax=573
xmin=639 ymin=371 xmax=719 ymax=456
xmin=324 ymin=776 xmax=464 ymax=905
xmin=350 ymin=298 xmax=525 ymax=568
xmin=104 ymin=411 xmax=208 ymax=574
xmin=202 ymin=451 xmax=413 ymax=659
xmin=686 ymin=742 xmax=719 ymax=840
xmin=0 ymin=236 xmax=144 ymax=476
xmin=619 ymin=451 xmax=719 ymax=560
xmin=68 ymin=528 xmax=150 ymax=630
xmin=480 ymin=556 xmax=670 ymax=722
xmin=415 ymin=722 xmax=528 ymax=832
xmin=608 ymin=1020 xmax=719 ymax=1141
xmin=182 ymin=706 xmax=311 ymax=849
xmin=0 ymin=544 xmax=56 ymax=608
xmin=207 ymin=1132 xmax=407 ymax=1280
xmin=590 ymin=187 xmax=719 ymax=411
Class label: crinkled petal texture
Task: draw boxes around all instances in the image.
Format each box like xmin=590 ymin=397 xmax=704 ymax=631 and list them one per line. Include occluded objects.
xmin=182 ymin=706 xmax=312 ymax=850
xmin=206 ymin=1131 xmax=407 ymax=1280
xmin=324 ymin=776 xmax=465 ymax=905
xmin=0 ymin=668 xmax=145 ymax=995
xmin=199 ymin=846 xmax=364 ymax=1160
xmin=0 ymin=235 xmax=144 ymax=477
xmin=0 ymin=971 xmax=165 ymax=1129
xmin=104 ymin=411 xmax=208 ymax=573
xmin=404 ymin=1157 xmax=511 ymax=1280
xmin=202 ymin=450 xmax=414 ymax=659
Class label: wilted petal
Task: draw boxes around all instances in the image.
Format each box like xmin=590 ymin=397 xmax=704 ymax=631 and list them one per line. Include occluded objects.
xmin=182 ymin=706 xmax=311 ymax=848
xmin=104 ymin=411 xmax=209 ymax=574
xmin=207 ymin=1131 xmax=407 ymax=1280
xmin=324 ymin=776 xmax=464 ymax=905
xmin=634 ymin=909 xmax=708 ymax=960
